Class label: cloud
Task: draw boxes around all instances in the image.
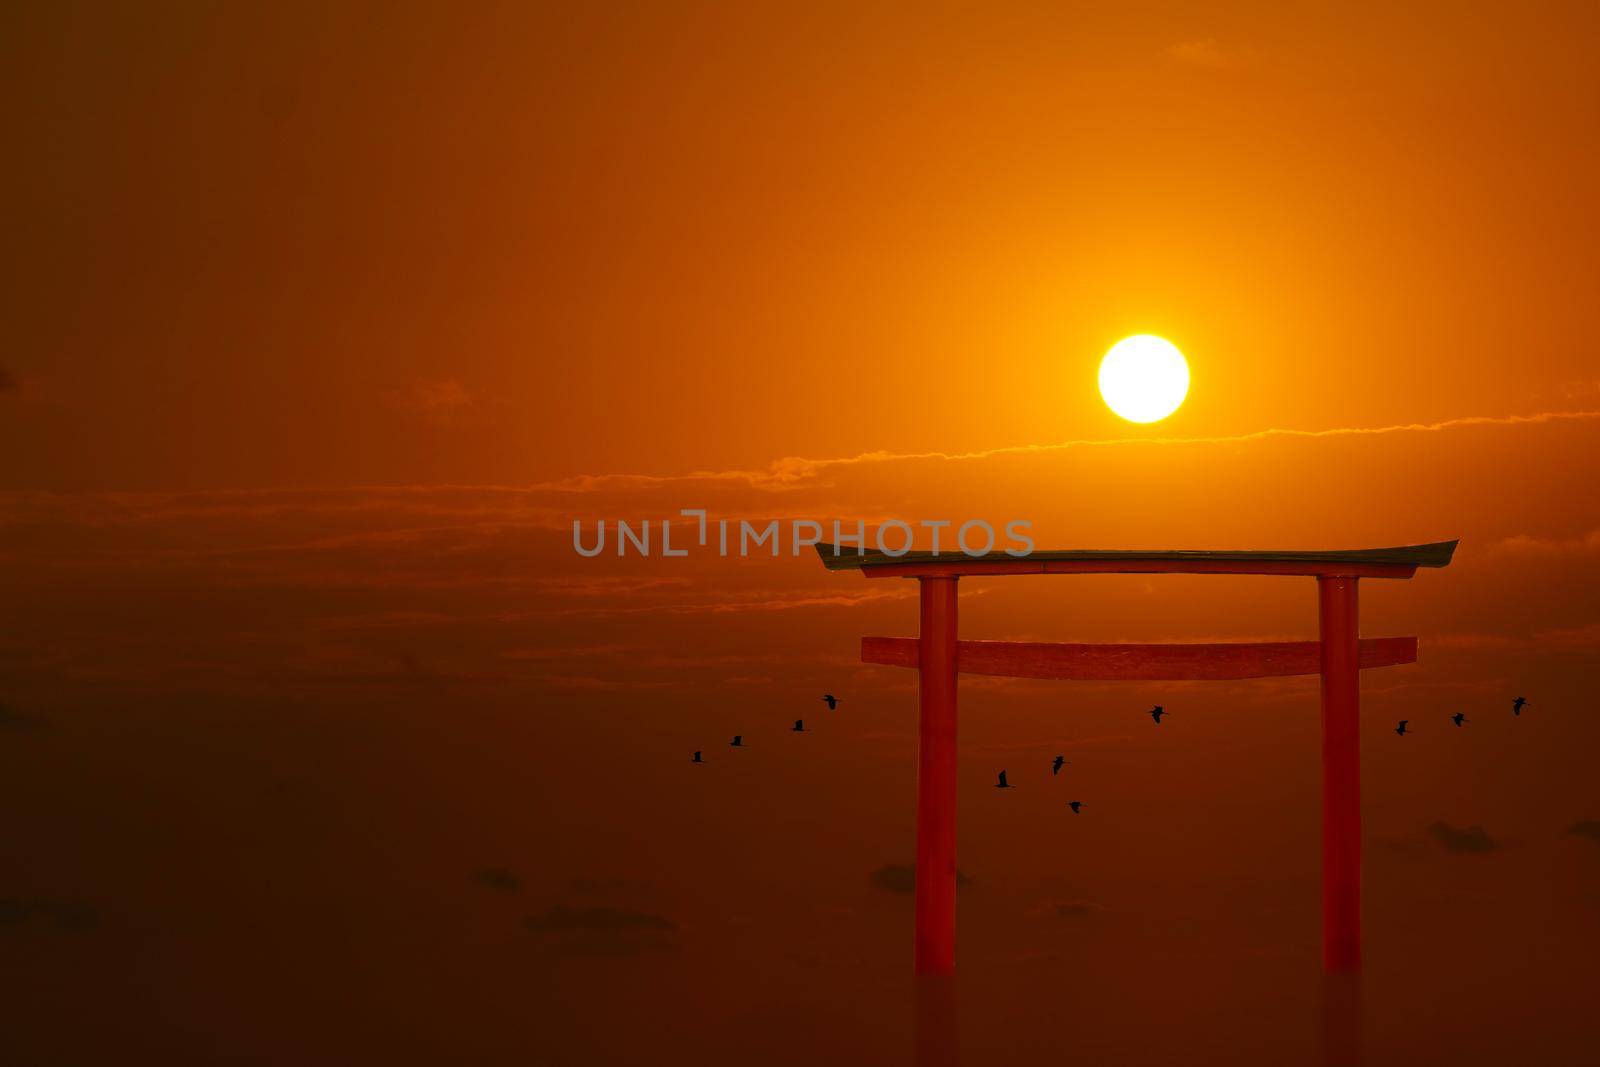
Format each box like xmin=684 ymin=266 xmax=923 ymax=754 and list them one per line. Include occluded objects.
xmin=1488 ymin=529 xmax=1600 ymax=557
xmin=534 ymin=577 xmax=693 ymax=597
xmin=526 ymin=905 xmax=676 ymax=932
xmin=1429 ymin=623 xmax=1600 ymax=653
xmin=386 ymin=378 xmax=479 ymax=426
xmin=1028 ymin=898 xmax=1107 ymax=919
xmin=541 ymin=674 xmax=676 ymax=691
xmin=472 ymin=868 xmax=521 ymax=892
xmin=0 ymin=703 xmax=45 ymax=732
xmin=1568 ymin=820 xmax=1600 ymax=844
xmin=524 ymin=904 xmax=678 ymax=955
xmin=966 ymin=732 xmax=1132 ymax=755
xmin=0 ymin=897 xmax=98 ymax=931
xmin=1 ymin=400 xmax=1592 ymax=699
xmin=537 ymin=409 xmax=1600 ymax=493
xmin=1168 ymin=38 xmax=1247 ymax=70
xmin=569 ymin=877 xmax=652 ymax=895
xmin=1431 ymin=633 xmax=1519 ymax=650
xmin=1425 ymin=821 xmax=1498 ymax=854
xmin=868 ymin=863 xmax=974 ymax=895
xmin=1537 ymin=623 xmax=1600 ymax=650
xmin=519 ymin=584 xmax=920 ymax=621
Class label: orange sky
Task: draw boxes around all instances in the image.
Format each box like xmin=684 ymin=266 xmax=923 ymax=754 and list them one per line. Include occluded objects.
xmin=4 ymin=2 xmax=1600 ymax=490
xmin=2 ymin=4 xmax=1599 ymax=1065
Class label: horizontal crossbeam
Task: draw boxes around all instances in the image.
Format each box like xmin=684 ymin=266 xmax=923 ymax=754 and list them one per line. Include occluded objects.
xmin=861 ymin=636 xmax=1417 ymax=681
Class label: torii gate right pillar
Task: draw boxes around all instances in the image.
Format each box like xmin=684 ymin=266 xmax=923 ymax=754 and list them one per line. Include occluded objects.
xmin=1318 ymin=576 xmax=1361 ymax=972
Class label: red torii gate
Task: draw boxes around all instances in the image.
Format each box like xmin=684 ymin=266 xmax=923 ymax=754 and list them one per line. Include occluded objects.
xmin=816 ymin=540 xmax=1457 ymax=974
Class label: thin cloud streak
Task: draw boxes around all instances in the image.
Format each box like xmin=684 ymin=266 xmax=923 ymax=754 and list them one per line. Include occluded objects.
xmin=536 ymin=409 xmax=1600 ymax=492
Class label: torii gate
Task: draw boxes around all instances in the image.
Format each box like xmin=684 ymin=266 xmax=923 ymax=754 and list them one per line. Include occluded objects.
xmin=816 ymin=540 xmax=1457 ymax=974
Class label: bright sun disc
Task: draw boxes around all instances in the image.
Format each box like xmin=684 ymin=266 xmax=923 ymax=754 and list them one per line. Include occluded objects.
xmin=1098 ymin=335 xmax=1189 ymax=423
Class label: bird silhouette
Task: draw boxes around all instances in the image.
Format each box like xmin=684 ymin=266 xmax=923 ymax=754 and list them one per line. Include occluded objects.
xmin=1052 ymin=755 xmax=1068 ymax=776
xmin=1450 ymin=713 xmax=1467 ymax=728
xmin=730 ymin=735 xmax=744 ymax=747
xmin=1150 ymin=705 xmax=1167 ymax=725
xmin=995 ymin=770 xmax=1014 ymax=789
xmin=1395 ymin=720 xmax=1410 ymax=737
xmin=822 ymin=694 xmax=838 ymax=710
xmin=692 ymin=750 xmax=705 ymax=763
xmin=792 ymin=719 xmax=806 ymax=733
xmin=1512 ymin=696 xmax=1527 ymax=716
xmin=1068 ymin=800 xmax=1084 ymax=814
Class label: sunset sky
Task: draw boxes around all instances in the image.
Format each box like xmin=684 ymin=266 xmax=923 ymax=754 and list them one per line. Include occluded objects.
xmin=3 ymin=4 xmax=1599 ymax=1065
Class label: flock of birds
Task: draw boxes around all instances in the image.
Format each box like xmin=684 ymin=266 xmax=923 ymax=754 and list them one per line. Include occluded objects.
xmin=688 ymin=696 xmax=1175 ymax=814
xmin=1395 ymin=694 xmax=1528 ymax=736
xmin=690 ymin=692 xmax=841 ymax=764
xmin=983 ymin=706 xmax=1177 ymax=813
xmin=692 ymin=695 xmax=1536 ymax=812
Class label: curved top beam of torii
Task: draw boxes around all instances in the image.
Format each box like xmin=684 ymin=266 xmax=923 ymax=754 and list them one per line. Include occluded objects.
xmin=814 ymin=539 xmax=1458 ymax=579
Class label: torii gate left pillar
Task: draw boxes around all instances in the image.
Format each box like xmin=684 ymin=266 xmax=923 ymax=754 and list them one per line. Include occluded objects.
xmin=1318 ymin=576 xmax=1361 ymax=971
xmin=915 ymin=576 xmax=959 ymax=974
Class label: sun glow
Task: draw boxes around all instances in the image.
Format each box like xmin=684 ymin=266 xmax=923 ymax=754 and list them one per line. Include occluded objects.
xmin=1098 ymin=335 xmax=1190 ymax=423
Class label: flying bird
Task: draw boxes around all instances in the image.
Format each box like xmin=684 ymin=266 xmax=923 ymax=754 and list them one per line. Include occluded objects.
xmin=1051 ymin=755 xmax=1068 ymax=776
xmin=692 ymin=750 xmax=705 ymax=763
xmin=1068 ymin=801 xmax=1084 ymax=814
xmin=730 ymin=735 xmax=744 ymax=747
xmin=1512 ymin=696 xmax=1527 ymax=716
xmin=1394 ymin=720 xmax=1410 ymax=737
xmin=995 ymin=770 xmax=1014 ymax=789
xmin=1450 ymin=713 xmax=1467 ymax=728
xmin=792 ymin=719 xmax=806 ymax=733
xmin=822 ymin=694 xmax=838 ymax=710
xmin=1150 ymin=705 xmax=1168 ymax=725
xmin=473 ymin=868 xmax=521 ymax=892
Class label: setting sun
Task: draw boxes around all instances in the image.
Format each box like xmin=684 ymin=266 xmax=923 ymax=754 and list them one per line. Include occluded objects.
xmin=1098 ymin=335 xmax=1190 ymax=423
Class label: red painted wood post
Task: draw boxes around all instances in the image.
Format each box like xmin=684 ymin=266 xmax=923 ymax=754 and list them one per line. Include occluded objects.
xmin=915 ymin=576 xmax=959 ymax=974
xmin=1318 ymin=576 xmax=1362 ymax=971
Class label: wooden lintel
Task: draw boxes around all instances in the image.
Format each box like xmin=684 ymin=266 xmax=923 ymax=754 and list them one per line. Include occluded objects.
xmin=861 ymin=636 xmax=1418 ymax=681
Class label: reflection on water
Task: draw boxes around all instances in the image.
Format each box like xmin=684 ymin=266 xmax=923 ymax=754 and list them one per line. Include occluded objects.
xmin=913 ymin=958 xmax=1367 ymax=1067
xmin=912 ymin=967 xmax=1364 ymax=1067
xmin=915 ymin=975 xmax=959 ymax=1067
xmin=1322 ymin=972 xmax=1362 ymax=1067
xmin=6 ymin=685 xmax=1597 ymax=1066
